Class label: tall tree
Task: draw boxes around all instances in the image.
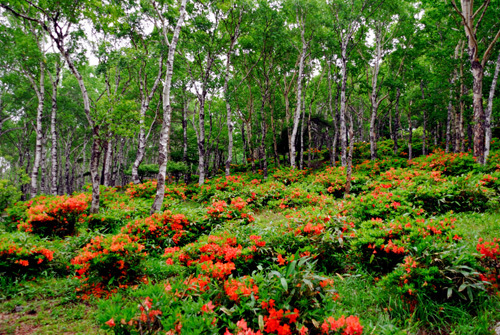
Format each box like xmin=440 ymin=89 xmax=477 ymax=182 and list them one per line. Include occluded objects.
xmin=150 ymin=0 xmax=188 ymax=213
xmin=450 ymin=0 xmax=500 ymax=164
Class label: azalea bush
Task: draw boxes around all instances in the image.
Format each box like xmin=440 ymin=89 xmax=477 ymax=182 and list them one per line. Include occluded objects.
xmin=17 ymin=193 xmax=91 ymax=237
xmin=162 ymin=232 xmax=267 ymax=279
xmin=204 ymin=198 xmax=255 ymax=226
xmin=0 ymin=236 xmax=54 ymax=276
xmin=121 ymin=210 xmax=200 ymax=253
xmin=71 ymin=233 xmax=147 ymax=298
xmin=272 ymin=167 xmax=309 ymax=185
xmin=476 ymin=238 xmax=500 ymax=295
xmin=351 ymin=216 xmax=462 ymax=274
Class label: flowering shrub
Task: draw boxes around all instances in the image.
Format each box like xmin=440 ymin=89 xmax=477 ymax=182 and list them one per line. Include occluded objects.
xmin=345 ymin=190 xmax=415 ymax=221
xmin=272 ymin=168 xmax=309 ymax=185
xmin=477 ymin=238 xmax=500 ymax=295
xmin=121 ymin=210 xmax=198 ymax=253
xmin=18 ymin=193 xmax=91 ymax=237
xmin=408 ymin=150 xmax=478 ymax=176
xmin=311 ymin=166 xmax=348 ymax=197
xmin=224 ymin=277 xmax=259 ymax=302
xmin=163 ymin=233 xmax=266 ymax=280
xmin=0 ymin=238 xmax=54 ymax=276
xmin=71 ymin=234 xmax=147 ymax=294
xmin=205 ymin=198 xmax=255 ymax=225
xmin=125 ymin=180 xmax=187 ymax=201
xmin=352 ymin=216 xmax=461 ymax=274
xmin=379 ymin=243 xmax=485 ymax=312
xmin=5 ymin=199 xmax=33 ymax=231
xmin=355 ymin=158 xmax=407 ymax=177
xmin=98 ymin=282 xmax=219 ymax=334
xmin=406 ymin=174 xmax=493 ymax=214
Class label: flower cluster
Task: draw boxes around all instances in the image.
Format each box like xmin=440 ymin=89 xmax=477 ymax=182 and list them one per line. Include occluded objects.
xmin=164 ymin=233 xmax=266 ymax=280
xmin=18 ymin=193 xmax=91 ymax=237
xmin=121 ymin=210 xmax=195 ymax=252
xmin=0 ymin=239 xmax=54 ymax=275
xmin=224 ymin=277 xmax=259 ymax=302
xmin=477 ymin=238 xmax=500 ymax=294
xmin=71 ymin=233 xmax=147 ymax=295
xmin=205 ymin=198 xmax=255 ymax=225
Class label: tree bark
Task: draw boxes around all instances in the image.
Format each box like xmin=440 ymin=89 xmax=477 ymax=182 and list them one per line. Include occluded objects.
xmin=408 ymin=102 xmax=413 ymax=160
xmin=132 ymin=55 xmax=163 ymax=184
xmin=102 ymin=134 xmax=113 ymax=187
xmin=290 ymin=10 xmax=308 ymax=169
xmin=339 ymin=44 xmax=348 ymax=166
xmin=28 ymin=62 xmax=45 ymax=198
xmin=485 ymin=52 xmax=500 ymax=162
xmin=345 ymin=108 xmax=355 ymax=197
xmin=393 ymin=87 xmax=401 ymax=154
xmin=151 ymin=0 xmax=187 ymax=214
xmin=224 ymin=10 xmax=242 ymax=177
xmin=420 ymin=81 xmax=427 ymax=155
xmin=49 ymin=63 xmax=61 ymax=195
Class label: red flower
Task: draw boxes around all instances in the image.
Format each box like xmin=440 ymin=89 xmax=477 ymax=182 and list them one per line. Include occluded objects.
xmin=105 ymin=318 xmax=115 ymax=327
xmin=201 ymin=301 xmax=215 ymax=314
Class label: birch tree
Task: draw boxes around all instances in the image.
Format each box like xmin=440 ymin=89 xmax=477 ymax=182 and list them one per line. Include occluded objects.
xmin=150 ymin=0 xmax=188 ymax=213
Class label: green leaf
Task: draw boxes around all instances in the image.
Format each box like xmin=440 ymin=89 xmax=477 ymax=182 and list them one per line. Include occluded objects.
xmin=280 ymin=277 xmax=288 ymax=292
xmin=286 ymin=260 xmax=297 ymax=277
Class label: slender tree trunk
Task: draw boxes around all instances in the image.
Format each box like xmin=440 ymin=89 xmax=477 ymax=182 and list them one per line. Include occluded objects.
xmin=408 ymin=102 xmax=413 ymax=160
xmin=393 ymin=87 xmax=400 ymax=155
xmin=103 ymin=134 xmax=113 ymax=187
xmin=132 ymin=56 xmax=163 ymax=184
xmin=270 ymin=99 xmax=280 ymax=168
xmin=49 ymin=64 xmax=61 ymax=195
xmin=151 ymin=0 xmax=187 ymax=214
xmin=259 ymin=90 xmax=268 ymax=179
xmin=224 ymin=12 xmax=241 ymax=177
xmin=299 ymin=88 xmax=306 ymax=170
xmin=241 ymin=122 xmax=247 ymax=166
xmin=368 ymin=26 xmax=387 ymax=161
xmin=40 ymin=134 xmax=48 ymax=194
xmin=307 ymin=103 xmax=312 ymax=167
xmin=29 ymin=62 xmax=45 ymax=198
xmin=183 ymin=100 xmax=189 ymax=183
xmin=345 ymin=109 xmax=354 ymax=197
xmin=485 ymin=52 xmax=500 ymax=162
xmin=445 ymin=98 xmax=453 ymax=153
xmin=420 ymin=81 xmax=427 ymax=155
xmin=326 ymin=58 xmax=339 ymax=167
xmin=471 ymin=62 xmax=486 ymax=163
xmin=290 ymin=12 xmax=308 ymax=169
xmin=115 ymin=137 xmax=126 ymax=187
xmin=339 ymin=46 xmax=348 ymax=166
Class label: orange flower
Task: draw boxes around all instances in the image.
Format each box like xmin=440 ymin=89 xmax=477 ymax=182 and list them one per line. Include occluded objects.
xmin=105 ymin=318 xmax=115 ymax=327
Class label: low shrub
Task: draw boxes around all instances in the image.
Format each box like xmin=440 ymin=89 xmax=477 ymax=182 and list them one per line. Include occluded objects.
xmin=121 ymin=210 xmax=199 ymax=253
xmin=18 ymin=193 xmax=91 ymax=237
xmin=0 ymin=236 xmax=54 ymax=277
xmin=71 ymin=233 xmax=147 ymax=297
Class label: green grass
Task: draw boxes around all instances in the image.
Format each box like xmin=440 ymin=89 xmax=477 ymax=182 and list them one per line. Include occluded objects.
xmin=0 ymin=277 xmax=107 ymax=335
xmin=453 ymin=211 xmax=500 ymax=241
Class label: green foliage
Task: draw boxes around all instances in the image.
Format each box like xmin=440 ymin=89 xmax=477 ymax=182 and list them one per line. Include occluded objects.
xmin=0 ymin=178 xmax=23 ymax=213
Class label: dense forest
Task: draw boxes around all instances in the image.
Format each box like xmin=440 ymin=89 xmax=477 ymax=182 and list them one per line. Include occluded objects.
xmin=0 ymin=0 xmax=499 ymax=212
xmin=3 ymin=1 xmax=500 ymax=334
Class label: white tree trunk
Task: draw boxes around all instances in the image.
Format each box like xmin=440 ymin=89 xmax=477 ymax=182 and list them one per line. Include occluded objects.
xmin=29 ymin=62 xmax=45 ymax=198
xmin=485 ymin=52 xmax=500 ymax=161
xmin=290 ymin=11 xmax=307 ymax=169
xmin=132 ymin=56 xmax=163 ymax=184
xmin=151 ymin=0 xmax=188 ymax=213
